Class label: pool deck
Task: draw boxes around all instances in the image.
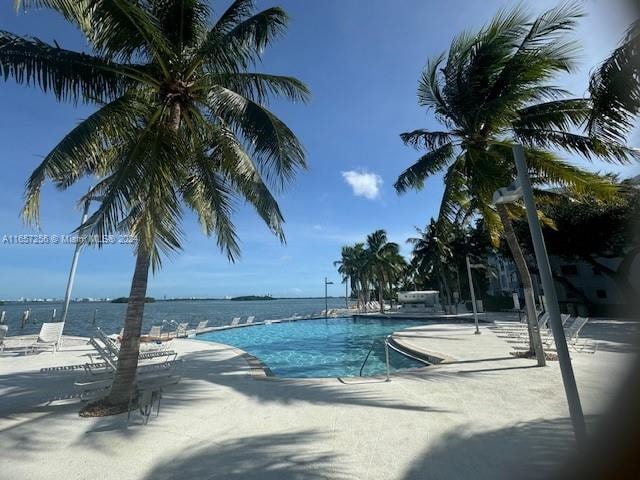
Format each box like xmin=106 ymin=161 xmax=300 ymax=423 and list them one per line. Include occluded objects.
xmin=1 ymin=317 xmax=638 ymax=479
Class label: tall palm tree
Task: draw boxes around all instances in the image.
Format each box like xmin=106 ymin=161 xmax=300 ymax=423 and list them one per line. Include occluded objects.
xmin=334 ymin=244 xmax=365 ymax=309
xmin=587 ymin=19 xmax=639 ymax=143
xmin=394 ymin=4 xmax=637 ymax=365
xmin=3 ymin=0 xmax=309 ymax=412
xmin=365 ymin=230 xmax=400 ymax=313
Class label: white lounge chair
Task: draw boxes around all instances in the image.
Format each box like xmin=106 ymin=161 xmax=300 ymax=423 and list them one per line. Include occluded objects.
xmin=174 ymin=322 xmax=189 ymax=337
xmin=25 ymin=322 xmax=65 ymax=353
xmin=230 ymin=317 xmax=241 ymax=327
xmin=147 ymin=325 xmax=163 ymax=339
xmin=195 ymin=321 xmax=209 ymax=331
xmin=245 ymin=316 xmax=255 ymax=325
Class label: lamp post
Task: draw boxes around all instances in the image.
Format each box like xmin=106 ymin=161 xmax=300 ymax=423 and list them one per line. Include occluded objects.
xmin=494 ymin=144 xmax=587 ymax=447
xmin=60 ymin=194 xmax=103 ymax=324
xmin=465 ymin=255 xmax=481 ymax=335
xmin=345 ymin=279 xmax=349 ymax=309
xmin=324 ymin=277 xmax=334 ymax=318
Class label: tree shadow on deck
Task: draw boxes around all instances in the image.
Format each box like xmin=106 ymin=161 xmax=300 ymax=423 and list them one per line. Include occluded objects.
xmin=143 ymin=430 xmax=344 ymax=480
xmin=401 ymin=416 xmax=597 ymax=480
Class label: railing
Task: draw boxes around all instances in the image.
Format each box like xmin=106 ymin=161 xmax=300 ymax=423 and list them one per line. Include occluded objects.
xmin=359 ymin=335 xmax=431 ymax=380
xmin=359 ymin=335 xmax=391 ymax=381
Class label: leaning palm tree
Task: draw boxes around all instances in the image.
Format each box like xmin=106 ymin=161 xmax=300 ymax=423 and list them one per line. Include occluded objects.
xmin=365 ymin=230 xmax=400 ymax=313
xmin=394 ymin=4 xmax=637 ymax=365
xmin=3 ymin=0 xmax=309 ymax=413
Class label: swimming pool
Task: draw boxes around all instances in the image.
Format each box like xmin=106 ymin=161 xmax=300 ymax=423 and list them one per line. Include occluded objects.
xmin=197 ymin=317 xmax=430 ymax=378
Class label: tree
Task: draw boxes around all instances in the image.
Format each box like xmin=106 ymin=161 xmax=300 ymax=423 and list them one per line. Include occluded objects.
xmin=4 ymin=0 xmax=309 ymax=413
xmin=334 ymin=244 xmax=367 ymax=309
xmin=587 ymin=20 xmax=640 ymax=144
xmin=394 ymin=4 xmax=637 ymax=364
xmin=365 ymin=230 xmax=401 ymax=313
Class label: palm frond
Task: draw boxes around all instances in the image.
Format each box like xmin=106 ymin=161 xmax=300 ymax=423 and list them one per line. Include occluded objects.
xmin=587 ymin=20 xmax=640 ymax=143
xmin=202 ymin=72 xmax=310 ymax=105
xmin=514 ymin=127 xmax=639 ymax=164
xmin=400 ymin=129 xmax=453 ymax=150
xmin=207 ymin=86 xmax=306 ymax=188
xmin=394 ymin=143 xmax=454 ymax=193
xmin=0 ymin=31 xmax=135 ymax=103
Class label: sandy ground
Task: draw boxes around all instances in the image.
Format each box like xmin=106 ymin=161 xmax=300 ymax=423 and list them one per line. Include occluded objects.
xmin=0 ymin=317 xmax=638 ymax=480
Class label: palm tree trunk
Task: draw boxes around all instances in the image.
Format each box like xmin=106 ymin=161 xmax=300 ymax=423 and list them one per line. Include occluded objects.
xmin=105 ymin=247 xmax=152 ymax=406
xmin=497 ymin=204 xmax=546 ymax=366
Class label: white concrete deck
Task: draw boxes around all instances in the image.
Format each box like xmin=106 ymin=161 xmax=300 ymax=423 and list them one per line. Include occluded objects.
xmin=0 ymin=319 xmax=638 ymax=480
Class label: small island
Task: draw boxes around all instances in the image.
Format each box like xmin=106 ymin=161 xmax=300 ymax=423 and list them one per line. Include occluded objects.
xmin=230 ymin=295 xmax=275 ymax=301
xmin=111 ymin=297 xmax=156 ymax=304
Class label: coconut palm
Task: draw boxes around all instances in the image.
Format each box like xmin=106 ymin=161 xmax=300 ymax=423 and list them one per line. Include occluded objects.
xmin=406 ymin=220 xmax=454 ymax=308
xmin=334 ymin=244 xmax=366 ymax=309
xmin=394 ymin=4 xmax=637 ymax=365
xmin=365 ymin=230 xmax=400 ymax=313
xmin=587 ymin=19 xmax=640 ymax=143
xmin=3 ymin=0 xmax=309 ymax=411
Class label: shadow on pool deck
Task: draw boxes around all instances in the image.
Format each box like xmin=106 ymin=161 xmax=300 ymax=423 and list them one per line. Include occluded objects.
xmin=400 ymin=416 xmax=596 ymax=480
xmin=143 ymin=430 xmax=344 ymax=480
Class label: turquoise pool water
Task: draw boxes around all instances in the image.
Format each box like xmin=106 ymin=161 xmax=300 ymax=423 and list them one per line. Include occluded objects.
xmin=198 ymin=317 xmax=431 ymax=378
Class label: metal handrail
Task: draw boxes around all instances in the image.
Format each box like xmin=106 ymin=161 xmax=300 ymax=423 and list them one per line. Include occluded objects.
xmin=359 ymin=335 xmax=391 ymax=381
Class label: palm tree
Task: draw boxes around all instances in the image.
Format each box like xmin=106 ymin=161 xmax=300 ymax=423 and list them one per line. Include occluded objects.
xmin=365 ymin=230 xmax=400 ymax=313
xmin=587 ymin=19 xmax=639 ymax=143
xmin=3 ymin=0 xmax=309 ymax=412
xmin=394 ymin=4 xmax=637 ymax=365
xmin=406 ymin=220 xmax=454 ymax=308
xmin=334 ymin=244 xmax=365 ymax=309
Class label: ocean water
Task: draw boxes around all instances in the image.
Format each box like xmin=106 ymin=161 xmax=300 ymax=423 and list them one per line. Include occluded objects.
xmin=198 ymin=316 xmax=429 ymax=378
xmin=1 ymin=298 xmax=349 ymax=337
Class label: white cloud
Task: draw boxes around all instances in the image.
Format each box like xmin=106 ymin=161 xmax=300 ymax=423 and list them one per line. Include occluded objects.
xmin=312 ymin=224 xmax=323 ymax=231
xmin=341 ymin=170 xmax=382 ymax=200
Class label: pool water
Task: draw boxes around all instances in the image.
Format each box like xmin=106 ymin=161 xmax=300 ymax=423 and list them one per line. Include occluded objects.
xmin=198 ymin=317 xmax=430 ymax=378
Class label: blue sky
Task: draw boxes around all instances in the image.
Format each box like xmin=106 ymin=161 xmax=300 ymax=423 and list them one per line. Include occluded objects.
xmin=0 ymin=0 xmax=637 ymax=299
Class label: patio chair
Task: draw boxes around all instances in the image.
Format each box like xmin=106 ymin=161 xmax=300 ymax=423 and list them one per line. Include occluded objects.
xmin=0 ymin=324 xmax=7 ymax=352
xmin=195 ymin=321 xmax=209 ymax=331
xmin=245 ymin=316 xmax=255 ymax=325
xmin=25 ymin=322 xmax=65 ymax=353
xmin=174 ymin=322 xmax=189 ymax=337
xmin=230 ymin=317 xmax=241 ymax=327
xmin=147 ymin=325 xmax=163 ymax=339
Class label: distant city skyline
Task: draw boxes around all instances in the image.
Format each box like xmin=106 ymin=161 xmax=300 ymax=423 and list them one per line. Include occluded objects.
xmin=0 ymin=0 xmax=637 ymax=299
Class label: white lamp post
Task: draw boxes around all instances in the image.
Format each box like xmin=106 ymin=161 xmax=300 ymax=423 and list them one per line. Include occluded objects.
xmin=493 ymin=144 xmax=587 ymax=447
xmin=60 ymin=195 xmax=103 ymax=324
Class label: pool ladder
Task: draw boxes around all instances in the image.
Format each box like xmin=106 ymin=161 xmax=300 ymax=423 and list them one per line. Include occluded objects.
xmin=359 ymin=335 xmax=392 ymax=381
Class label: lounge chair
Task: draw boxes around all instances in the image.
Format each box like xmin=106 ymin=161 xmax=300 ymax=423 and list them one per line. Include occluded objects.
xmin=245 ymin=316 xmax=255 ymax=325
xmin=195 ymin=321 xmax=209 ymax=331
xmin=25 ymin=322 xmax=65 ymax=353
xmin=147 ymin=325 xmax=163 ymax=339
xmin=173 ymin=322 xmax=189 ymax=337
xmin=0 ymin=324 xmax=7 ymax=352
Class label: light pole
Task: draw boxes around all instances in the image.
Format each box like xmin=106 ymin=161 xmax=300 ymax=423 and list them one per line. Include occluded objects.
xmin=324 ymin=277 xmax=334 ymax=318
xmin=60 ymin=194 xmax=103 ymax=324
xmin=465 ymin=255 xmax=481 ymax=335
xmin=494 ymin=144 xmax=587 ymax=447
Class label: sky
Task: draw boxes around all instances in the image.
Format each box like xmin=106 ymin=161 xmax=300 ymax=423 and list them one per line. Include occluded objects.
xmin=0 ymin=0 xmax=638 ymax=300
